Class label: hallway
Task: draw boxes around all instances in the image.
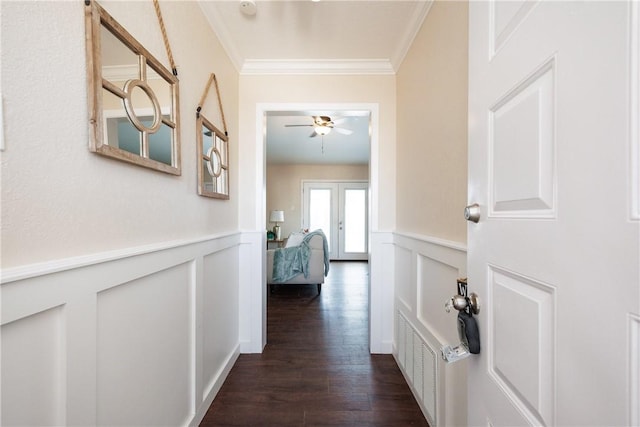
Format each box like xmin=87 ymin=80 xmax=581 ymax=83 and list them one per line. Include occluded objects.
xmin=200 ymin=261 xmax=428 ymax=426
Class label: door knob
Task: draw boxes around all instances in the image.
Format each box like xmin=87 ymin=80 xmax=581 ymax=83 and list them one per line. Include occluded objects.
xmin=464 ymin=203 xmax=481 ymax=223
xmin=445 ymin=293 xmax=480 ymax=314
xmin=445 ymin=294 xmax=468 ymax=313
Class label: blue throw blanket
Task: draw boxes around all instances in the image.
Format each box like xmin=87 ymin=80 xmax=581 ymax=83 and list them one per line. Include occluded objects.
xmin=272 ymin=230 xmax=329 ymax=282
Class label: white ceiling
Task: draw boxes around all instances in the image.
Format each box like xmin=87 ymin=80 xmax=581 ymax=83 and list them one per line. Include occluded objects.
xmin=198 ymin=0 xmax=432 ymax=164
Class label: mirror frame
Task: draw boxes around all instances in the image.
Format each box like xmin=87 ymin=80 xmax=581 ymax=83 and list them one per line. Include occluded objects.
xmin=197 ymin=115 xmax=230 ymax=199
xmin=85 ymin=0 xmax=181 ymax=175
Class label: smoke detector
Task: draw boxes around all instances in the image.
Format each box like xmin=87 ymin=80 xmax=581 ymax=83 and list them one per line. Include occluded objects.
xmin=239 ymin=0 xmax=257 ymax=16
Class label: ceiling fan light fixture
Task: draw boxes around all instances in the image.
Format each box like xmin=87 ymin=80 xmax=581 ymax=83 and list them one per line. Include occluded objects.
xmin=314 ymin=125 xmax=331 ymax=135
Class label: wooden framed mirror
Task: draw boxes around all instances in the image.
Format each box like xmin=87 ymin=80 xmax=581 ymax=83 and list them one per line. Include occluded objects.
xmin=197 ymin=115 xmax=229 ymax=199
xmin=85 ymin=1 xmax=180 ymax=175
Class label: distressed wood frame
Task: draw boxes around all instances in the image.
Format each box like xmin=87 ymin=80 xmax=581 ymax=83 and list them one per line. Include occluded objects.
xmin=85 ymin=1 xmax=181 ymax=175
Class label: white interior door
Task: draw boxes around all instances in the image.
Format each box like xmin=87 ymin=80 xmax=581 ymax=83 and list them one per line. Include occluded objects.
xmin=467 ymin=2 xmax=639 ymax=426
xmin=303 ymin=181 xmax=368 ymax=260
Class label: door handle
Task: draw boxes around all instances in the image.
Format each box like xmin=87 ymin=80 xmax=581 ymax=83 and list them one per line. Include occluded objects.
xmin=464 ymin=203 xmax=481 ymax=223
xmin=445 ymin=293 xmax=480 ymax=315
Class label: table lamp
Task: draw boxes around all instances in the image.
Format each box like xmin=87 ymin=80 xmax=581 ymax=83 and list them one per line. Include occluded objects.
xmin=269 ymin=210 xmax=284 ymax=240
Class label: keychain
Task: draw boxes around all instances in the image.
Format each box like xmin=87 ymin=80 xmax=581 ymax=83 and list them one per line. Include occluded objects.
xmin=442 ymin=278 xmax=481 ymax=362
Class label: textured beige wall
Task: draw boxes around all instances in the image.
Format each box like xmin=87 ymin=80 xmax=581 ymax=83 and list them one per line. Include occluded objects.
xmin=266 ymin=164 xmax=369 ymax=237
xmin=396 ymin=0 xmax=468 ymax=243
xmin=238 ymin=75 xmax=396 ymax=232
xmin=1 ymin=1 xmax=239 ymax=267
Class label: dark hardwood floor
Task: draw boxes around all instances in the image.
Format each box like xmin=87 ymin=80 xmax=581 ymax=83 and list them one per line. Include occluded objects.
xmin=200 ymin=261 xmax=429 ymax=427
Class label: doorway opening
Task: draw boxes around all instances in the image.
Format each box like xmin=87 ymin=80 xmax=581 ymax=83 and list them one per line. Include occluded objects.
xmin=262 ymin=104 xmax=376 ymax=348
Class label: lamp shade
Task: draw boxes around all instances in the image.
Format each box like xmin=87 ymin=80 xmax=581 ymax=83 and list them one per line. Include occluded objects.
xmin=269 ymin=210 xmax=284 ymax=223
xmin=314 ymin=125 xmax=331 ymax=136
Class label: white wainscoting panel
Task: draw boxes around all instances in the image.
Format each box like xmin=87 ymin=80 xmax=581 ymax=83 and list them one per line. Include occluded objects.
xmin=1 ymin=233 xmax=242 ymax=427
xmin=96 ymin=263 xmax=193 ymax=426
xmin=417 ymin=255 xmax=461 ymax=346
xmin=239 ymin=231 xmax=266 ymax=353
xmin=393 ymin=232 xmax=467 ymax=427
xmin=370 ymin=231 xmax=395 ymax=353
xmin=1 ymin=306 xmax=66 ymax=426
xmin=395 ymin=245 xmax=413 ymax=312
xmin=202 ymin=248 xmax=239 ymax=399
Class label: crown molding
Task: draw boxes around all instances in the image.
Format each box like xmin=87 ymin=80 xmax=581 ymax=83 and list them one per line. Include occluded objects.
xmin=240 ymin=59 xmax=395 ymax=75
xmin=198 ymin=1 xmax=433 ymax=76
xmin=198 ymin=2 xmax=243 ymax=72
xmin=391 ymin=0 xmax=434 ymax=70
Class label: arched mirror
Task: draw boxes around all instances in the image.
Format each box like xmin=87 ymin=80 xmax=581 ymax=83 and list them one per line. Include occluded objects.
xmin=197 ymin=115 xmax=229 ymax=199
xmin=85 ymin=1 xmax=180 ymax=175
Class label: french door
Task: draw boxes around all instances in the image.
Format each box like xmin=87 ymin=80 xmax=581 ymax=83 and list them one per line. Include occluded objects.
xmin=302 ymin=181 xmax=368 ymax=260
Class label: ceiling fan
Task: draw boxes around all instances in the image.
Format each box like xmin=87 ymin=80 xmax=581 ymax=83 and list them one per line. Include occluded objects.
xmin=284 ymin=115 xmax=353 ymax=138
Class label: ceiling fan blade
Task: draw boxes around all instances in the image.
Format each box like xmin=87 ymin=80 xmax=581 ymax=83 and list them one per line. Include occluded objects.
xmin=334 ymin=127 xmax=353 ymax=135
xmin=332 ymin=117 xmax=347 ymax=125
xmin=285 ymin=124 xmax=313 ymax=127
xmin=310 ymin=130 xmax=319 ymax=138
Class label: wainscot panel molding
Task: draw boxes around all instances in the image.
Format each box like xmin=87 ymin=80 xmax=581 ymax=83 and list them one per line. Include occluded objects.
xmin=393 ymin=231 xmax=468 ymax=427
xmin=370 ymin=231 xmax=395 ymax=353
xmin=239 ymin=230 xmax=267 ymax=353
xmin=1 ymin=233 xmax=241 ymax=427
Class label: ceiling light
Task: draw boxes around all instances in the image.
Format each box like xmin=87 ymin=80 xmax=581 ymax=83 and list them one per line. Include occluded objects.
xmin=314 ymin=125 xmax=331 ymax=135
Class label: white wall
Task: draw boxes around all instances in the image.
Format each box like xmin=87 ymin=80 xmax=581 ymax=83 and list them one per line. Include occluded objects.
xmin=1 ymin=1 xmax=241 ymax=425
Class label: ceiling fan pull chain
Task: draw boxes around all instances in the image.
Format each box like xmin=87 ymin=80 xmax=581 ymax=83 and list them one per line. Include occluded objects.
xmin=152 ymin=0 xmax=178 ymax=76
xmin=197 ymin=73 xmax=229 ymax=136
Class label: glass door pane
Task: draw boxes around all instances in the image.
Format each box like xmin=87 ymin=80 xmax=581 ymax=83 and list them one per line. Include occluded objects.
xmin=309 ymin=188 xmax=333 ymax=252
xmin=303 ymin=181 xmax=367 ymax=260
xmin=343 ymin=188 xmax=366 ymax=253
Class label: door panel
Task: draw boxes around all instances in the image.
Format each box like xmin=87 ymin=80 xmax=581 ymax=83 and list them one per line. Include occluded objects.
xmin=490 ymin=59 xmax=555 ymax=217
xmin=304 ymin=182 xmax=337 ymax=259
xmin=488 ymin=266 xmax=555 ymax=425
xmin=339 ymin=184 xmax=368 ymax=259
xmin=303 ymin=181 xmax=368 ymax=260
xmin=468 ymin=2 xmax=639 ymax=426
xmin=307 ymin=186 xmax=334 ymax=256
